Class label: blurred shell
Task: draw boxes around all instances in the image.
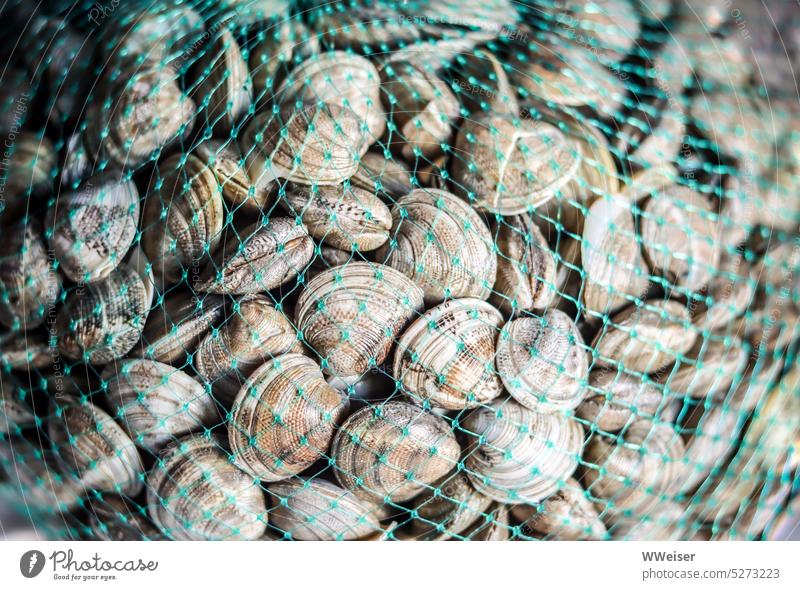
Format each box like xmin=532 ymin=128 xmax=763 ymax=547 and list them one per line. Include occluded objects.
xmin=332 ymin=402 xmax=460 ymax=502
xmin=410 ymin=470 xmax=492 ymax=540
xmin=375 ymin=189 xmax=497 ymax=302
xmin=659 ymin=337 xmax=748 ymax=400
xmin=195 ymin=140 xmax=270 ymax=211
xmin=89 ymin=496 xmax=164 ymax=541
xmin=0 ymin=222 xmax=60 ymax=330
xmin=451 ymin=115 xmax=580 ymax=215
xmin=452 ymin=48 xmax=519 ymax=117
xmin=692 ymin=252 xmax=756 ymax=331
xmin=310 ymin=3 xmax=420 ymax=50
xmin=279 ymin=51 xmax=385 ymax=140
xmin=491 ymin=214 xmax=557 ymax=314
xmin=394 ymin=298 xmax=503 ymax=410
xmin=47 ymin=173 xmax=138 ymax=283
xmin=577 ymin=369 xmax=665 ymax=432
xmin=282 ymin=183 xmax=391 ymax=251
xmin=229 ymin=353 xmax=348 ymax=481
xmin=728 ymin=353 xmax=783 ymax=412
xmin=380 ymin=59 xmax=459 ymax=159
xmin=0 ymin=379 xmax=36 ymax=434
xmin=591 ymin=300 xmax=696 ymax=373
xmin=496 ymin=311 xmax=589 ymax=414
xmin=462 ymin=504 xmax=510 ymax=541
xmin=556 ymin=0 xmax=640 ymax=64
xmin=249 ymin=19 xmax=318 ymax=103
xmin=0 ymin=132 xmax=55 ymax=219
xmin=85 ymin=62 xmax=195 ymax=168
xmin=142 ymin=153 xmax=224 ymax=284
xmin=56 ymin=265 xmax=150 ymax=364
xmin=49 ymin=395 xmax=143 ymax=496
xmin=582 ymin=194 xmax=649 ymax=316
xmin=463 ymin=399 xmax=584 ymax=503
xmin=191 ymin=29 xmax=252 ymax=134
xmin=103 ymin=359 xmax=217 ymax=453
xmin=0 ymin=331 xmax=52 ymax=370
xmin=584 ymin=419 xmax=686 ymax=516
xmin=197 ymin=218 xmax=314 ymax=294
xmin=295 ymin=262 xmax=424 ymax=378
xmin=138 ymin=293 xmax=225 ymax=363
xmin=269 ymin=478 xmax=382 ymax=541
xmin=350 ymin=151 xmax=413 ymax=198
xmin=147 ymin=435 xmax=267 ymax=540
xmin=641 ymin=185 xmax=721 ymax=292
xmin=679 ymin=405 xmax=745 ymax=494
xmin=514 ymin=478 xmax=607 ymax=540
xmin=195 ymin=294 xmax=302 ymax=389
xmin=242 ymin=104 xmax=369 ymax=187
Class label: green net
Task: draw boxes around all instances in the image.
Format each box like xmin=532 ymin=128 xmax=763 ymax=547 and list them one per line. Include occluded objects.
xmin=0 ymin=0 xmax=798 ymax=542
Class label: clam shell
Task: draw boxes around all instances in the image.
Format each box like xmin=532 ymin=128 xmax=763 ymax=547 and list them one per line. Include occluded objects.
xmin=278 ymin=51 xmax=385 ymax=140
xmin=295 ymin=262 xmax=425 ymax=378
xmin=56 ymin=264 xmax=150 ymax=364
xmin=462 ymin=399 xmax=584 ymax=503
xmin=350 ymin=151 xmax=413 ymax=198
xmin=641 ymin=185 xmax=721 ymax=293
xmin=410 ymin=470 xmax=493 ymax=540
xmin=591 ymin=300 xmax=696 ymax=374
xmin=249 ymin=19 xmax=318 ymax=103
xmin=89 ymin=496 xmax=165 ymax=541
xmin=583 ymin=419 xmax=686 ymax=516
xmin=556 ymin=0 xmax=641 ymax=64
xmin=195 ymin=294 xmax=302 ymax=389
xmin=282 ymin=182 xmax=392 ymax=251
xmin=692 ymin=252 xmax=756 ymax=331
xmin=659 ymin=336 xmax=748 ymax=400
xmin=0 ymin=331 xmax=52 ymax=370
xmin=142 ymin=152 xmax=224 ymax=285
xmin=496 ymin=310 xmax=589 ymax=414
xmin=46 ymin=173 xmax=139 ymax=284
xmin=513 ymin=477 xmax=607 ymax=540
xmin=577 ymin=369 xmax=665 ymax=432
xmin=191 ymin=29 xmax=252 ymax=134
xmin=138 ymin=292 xmax=225 ymax=363
xmin=332 ymin=401 xmax=460 ymax=502
xmin=394 ymin=298 xmax=504 ymax=410
xmin=147 ymin=434 xmax=267 ymax=540
xmin=728 ymin=353 xmax=784 ymax=412
xmin=582 ymin=193 xmax=649 ymax=316
xmin=490 ymin=214 xmax=557 ymax=314
xmin=49 ymin=395 xmax=144 ymax=496
xmin=0 ymin=378 xmax=36 ymax=434
xmin=380 ymin=59 xmax=459 ymax=160
xmin=679 ymin=405 xmax=745 ymax=494
xmin=375 ymin=189 xmax=497 ymax=303
xmin=103 ymin=359 xmax=218 ymax=453
xmin=268 ymin=478 xmax=382 ymax=541
xmin=85 ymin=62 xmax=195 ymax=168
xmin=228 ymin=353 xmax=348 ymax=481
xmin=195 ymin=140 xmax=270 ymax=211
xmin=451 ymin=115 xmax=580 ymax=215
xmin=451 ymin=48 xmax=519 ymax=117
xmin=462 ymin=504 xmax=510 ymax=541
xmin=197 ymin=217 xmax=314 ymax=294
xmin=0 ymin=222 xmax=60 ymax=330
xmin=242 ymin=104 xmax=369 ymax=187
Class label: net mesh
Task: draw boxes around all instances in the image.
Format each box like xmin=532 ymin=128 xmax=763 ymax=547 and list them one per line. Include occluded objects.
xmin=0 ymin=0 xmax=798 ymax=541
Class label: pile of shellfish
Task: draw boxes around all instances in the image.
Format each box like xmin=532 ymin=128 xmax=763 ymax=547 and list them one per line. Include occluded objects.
xmin=0 ymin=0 xmax=798 ymax=541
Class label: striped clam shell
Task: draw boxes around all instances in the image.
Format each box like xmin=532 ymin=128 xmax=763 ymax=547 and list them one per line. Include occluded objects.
xmin=282 ymin=182 xmax=392 ymax=252
xmin=142 ymin=153 xmax=224 ymax=284
xmin=451 ymin=114 xmax=580 ymax=215
xmin=48 ymin=395 xmax=144 ymax=496
xmin=195 ymin=294 xmax=303 ymax=388
xmin=56 ymin=264 xmax=150 ymax=364
xmin=583 ymin=419 xmax=686 ymax=516
xmin=103 ymin=359 xmax=218 ymax=453
xmin=195 ymin=140 xmax=270 ymax=212
xmin=197 ymin=218 xmax=314 ymax=294
xmin=278 ymin=51 xmax=385 ymax=140
xmin=462 ymin=399 xmax=584 ymax=504
xmin=577 ymin=369 xmax=665 ymax=432
xmin=0 ymin=221 xmax=60 ymax=330
xmin=46 ymin=173 xmax=139 ymax=283
xmin=591 ymin=300 xmax=696 ymax=374
xmin=147 ymin=434 xmax=267 ymax=540
xmin=268 ymin=478 xmax=383 ymax=541
xmin=496 ymin=310 xmax=589 ymax=414
xmin=229 ymin=353 xmax=348 ymax=481
xmin=331 ymin=402 xmax=460 ymax=502
xmin=295 ymin=262 xmax=424 ymax=378
xmin=393 ymin=298 xmax=504 ymax=410
xmin=350 ymin=151 xmax=413 ymax=198
xmin=375 ymin=189 xmax=497 ymax=303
